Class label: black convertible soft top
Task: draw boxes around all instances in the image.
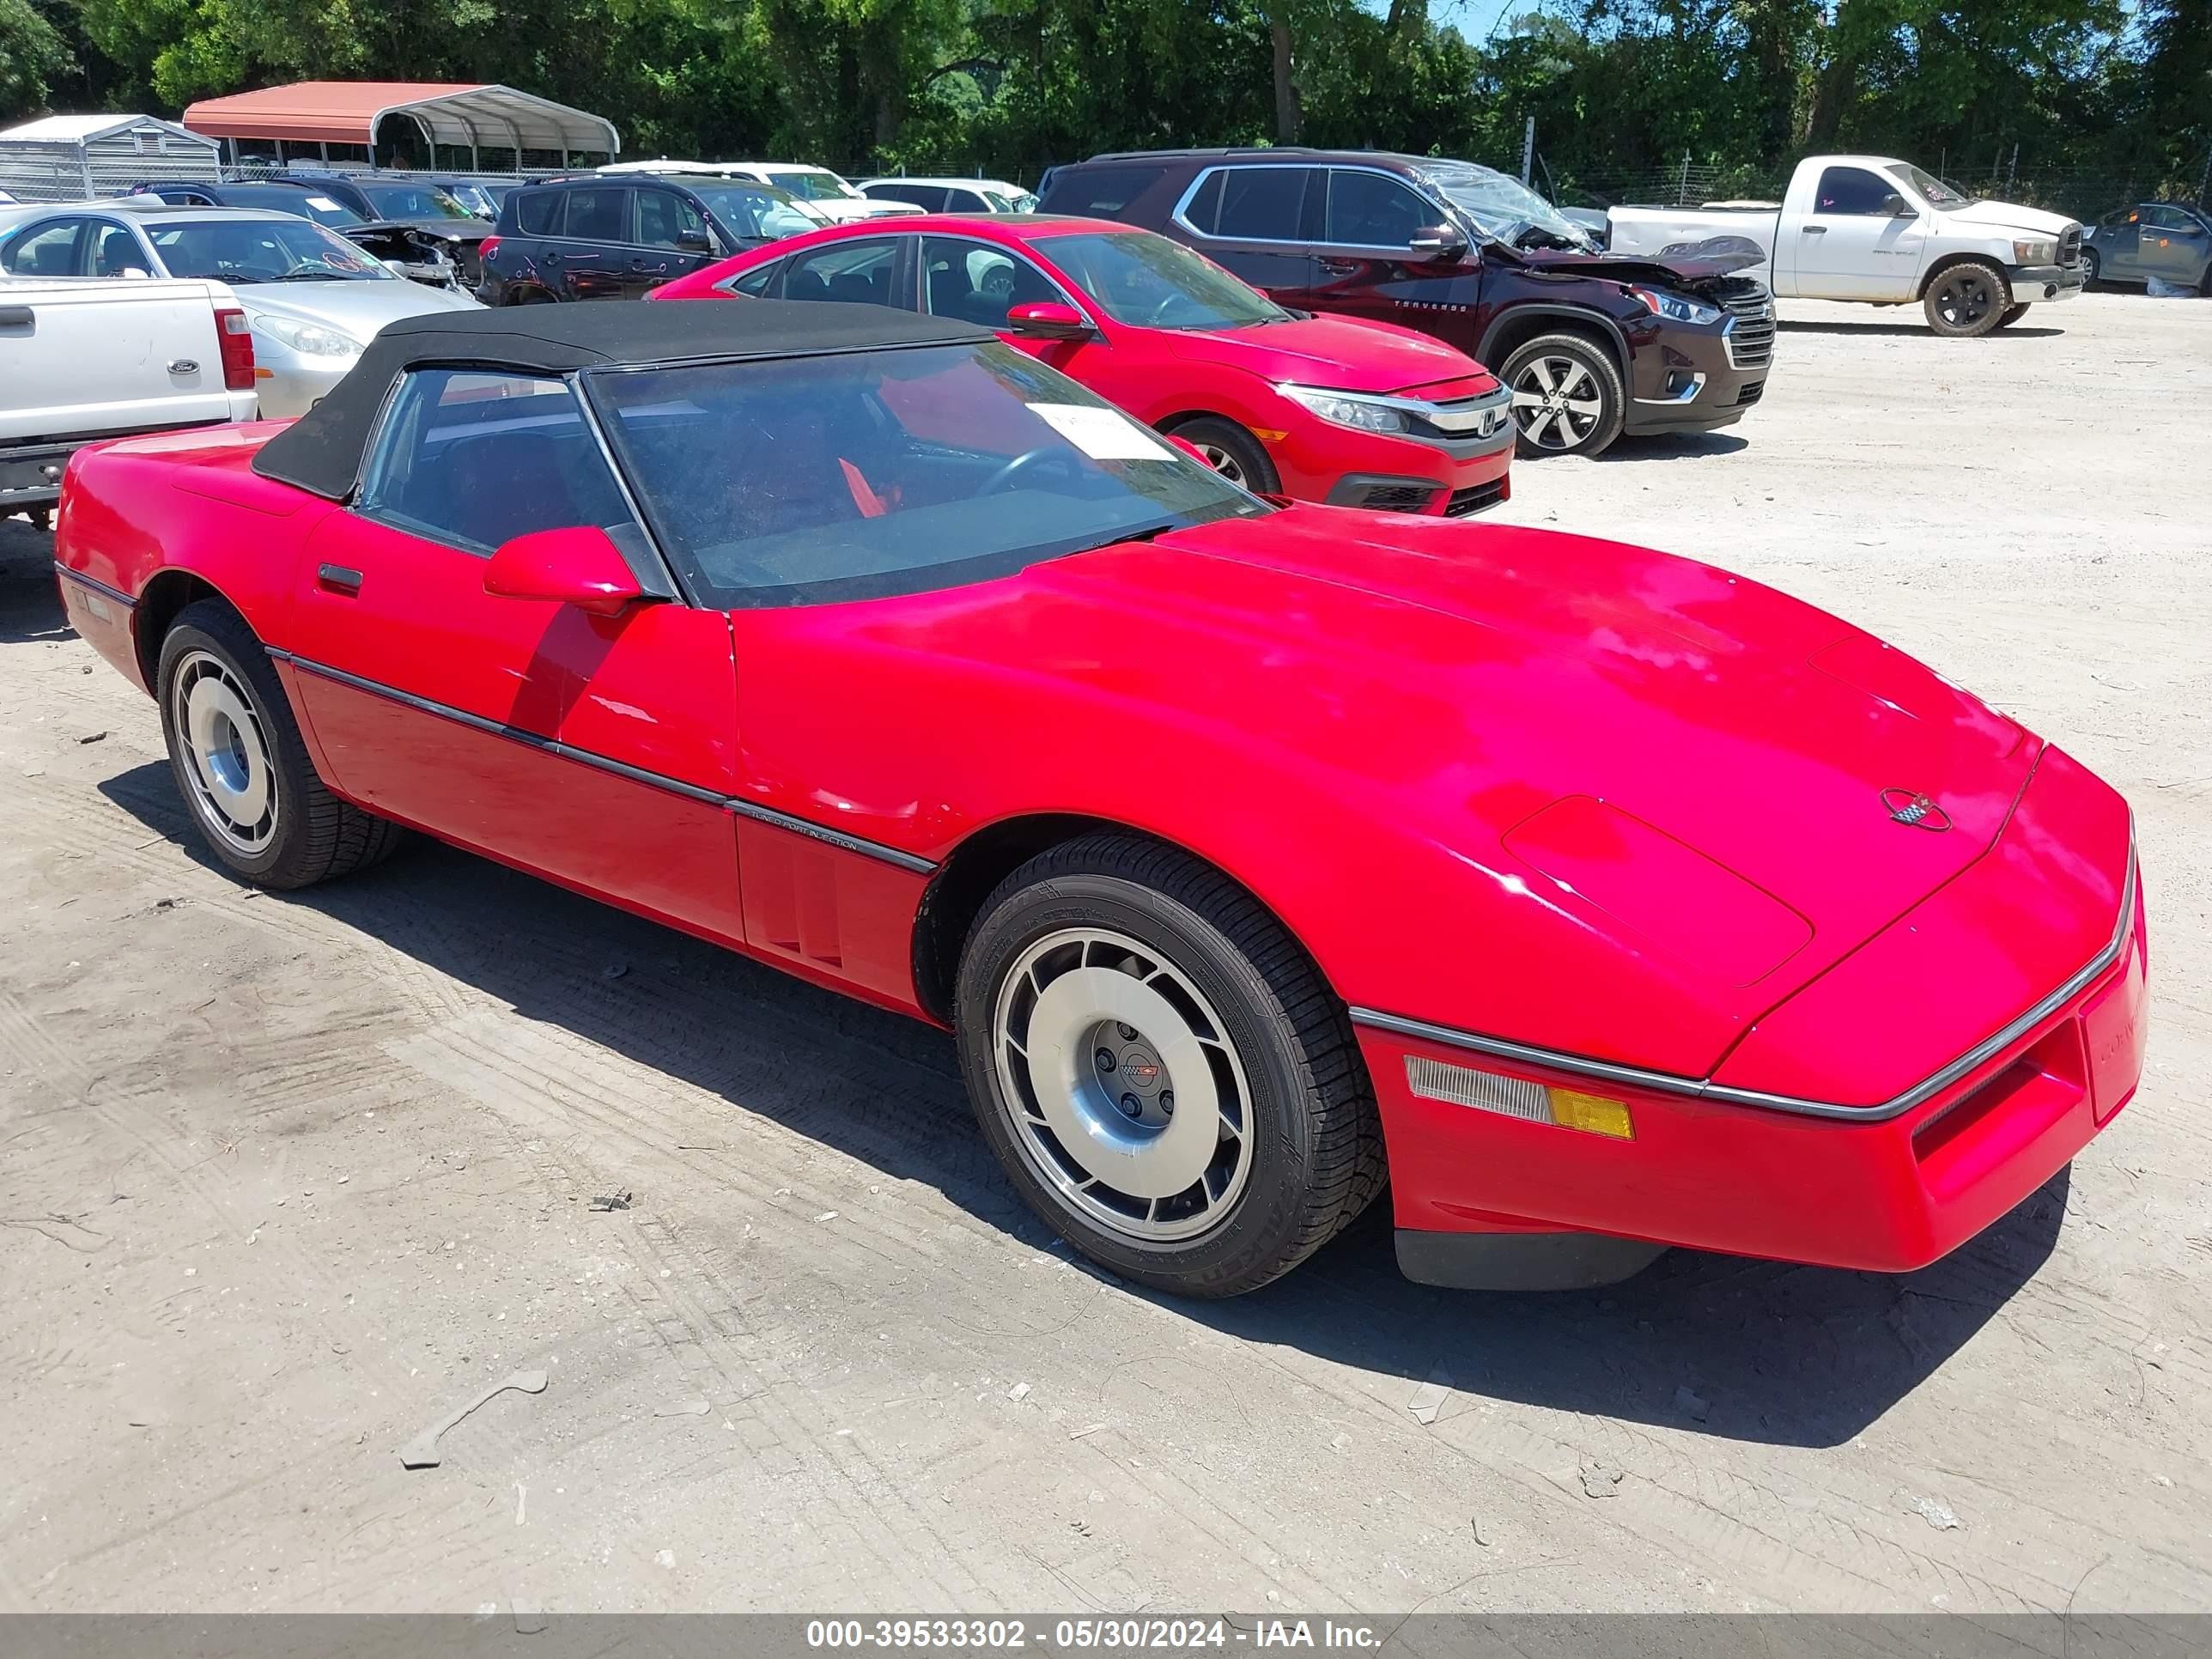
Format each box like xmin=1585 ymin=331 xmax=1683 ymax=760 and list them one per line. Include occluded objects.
xmin=252 ymin=299 xmax=994 ymax=501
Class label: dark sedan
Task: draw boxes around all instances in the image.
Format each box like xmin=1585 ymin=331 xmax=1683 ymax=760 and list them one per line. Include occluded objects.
xmin=2084 ymin=202 xmax=2212 ymax=292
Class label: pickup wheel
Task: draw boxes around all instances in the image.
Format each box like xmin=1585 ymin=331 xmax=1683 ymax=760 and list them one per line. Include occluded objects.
xmin=1502 ymin=333 xmax=1625 ymax=457
xmin=1996 ymin=302 xmax=2032 ymax=329
xmin=1923 ymin=261 xmax=2010 ymax=337
xmin=156 ymin=600 xmax=404 ymax=890
xmin=954 ymin=834 xmax=1386 ymax=1298
xmin=1168 ymin=417 xmax=1279 ymax=494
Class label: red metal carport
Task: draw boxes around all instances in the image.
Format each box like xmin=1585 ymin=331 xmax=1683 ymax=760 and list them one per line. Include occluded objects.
xmin=181 ymin=82 xmax=620 ymax=167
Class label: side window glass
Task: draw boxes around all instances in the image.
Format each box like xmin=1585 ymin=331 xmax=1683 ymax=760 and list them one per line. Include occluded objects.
xmin=1216 ymin=168 xmax=1310 ymax=240
xmin=514 ymin=191 xmax=563 ymax=236
xmin=1814 ymin=167 xmax=1894 ymax=216
xmin=92 ymin=222 xmax=153 ymax=277
xmin=782 ymin=238 xmax=903 ymax=307
xmin=635 ymin=189 xmax=705 ymax=249
xmin=729 ymin=260 xmax=781 ymax=297
xmin=3 ymin=219 xmax=88 ymax=277
xmin=1179 ymin=171 xmax=1224 ymax=235
xmin=562 ymin=187 xmax=628 ymax=242
xmin=1324 ymin=171 xmax=1429 ymax=246
xmin=921 ymin=236 xmax=1062 ymax=328
xmin=1052 ymin=165 xmax=1165 ymax=221
xmin=356 ymin=370 xmax=637 ymax=556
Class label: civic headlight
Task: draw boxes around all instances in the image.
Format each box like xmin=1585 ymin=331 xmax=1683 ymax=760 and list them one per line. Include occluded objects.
xmin=1631 ymin=287 xmax=1722 ymax=325
xmin=2012 ymin=238 xmax=2057 ymax=265
xmin=1278 ymin=384 xmax=1408 ymax=434
xmin=249 ymin=314 xmax=364 ymax=358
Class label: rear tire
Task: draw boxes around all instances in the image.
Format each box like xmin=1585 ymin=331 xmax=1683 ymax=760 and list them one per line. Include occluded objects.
xmin=1923 ymin=261 xmax=2010 ymax=337
xmin=954 ymin=834 xmax=1386 ymax=1297
xmin=2082 ymin=247 xmax=2101 ymax=285
xmin=156 ymin=599 xmax=404 ymax=890
xmin=1996 ymin=302 xmax=2031 ymax=329
xmin=1502 ymin=332 xmax=1626 ymax=457
xmin=1169 ymin=416 xmax=1280 ymax=495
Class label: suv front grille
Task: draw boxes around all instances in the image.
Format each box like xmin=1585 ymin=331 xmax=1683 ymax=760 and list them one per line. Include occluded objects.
xmin=1716 ymin=277 xmax=1776 ymax=369
xmin=2058 ymin=226 xmax=2081 ymax=266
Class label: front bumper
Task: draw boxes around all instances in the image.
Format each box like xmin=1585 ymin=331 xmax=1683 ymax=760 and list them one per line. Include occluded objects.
xmin=2007 ymin=263 xmax=2087 ymax=302
xmin=1624 ymin=315 xmax=1771 ymax=435
xmin=1273 ymin=388 xmax=1516 ymax=517
xmin=1358 ymin=757 xmax=2146 ymax=1279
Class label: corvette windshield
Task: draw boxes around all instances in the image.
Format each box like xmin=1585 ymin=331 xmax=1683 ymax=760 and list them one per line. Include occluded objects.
xmin=586 ymin=342 xmax=1263 ymax=608
xmin=1036 ymin=229 xmax=1286 ymax=329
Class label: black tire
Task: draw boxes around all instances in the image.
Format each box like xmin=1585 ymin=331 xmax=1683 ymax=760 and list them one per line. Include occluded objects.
xmin=954 ymin=834 xmax=1386 ymax=1297
xmin=1923 ymin=260 xmax=2011 ymax=337
xmin=1499 ymin=331 xmax=1626 ymax=458
xmin=1168 ymin=416 xmax=1281 ymax=495
xmin=1996 ymin=302 xmax=2031 ymax=329
xmin=2082 ymin=247 xmax=2101 ymax=286
xmin=156 ymin=599 xmax=404 ymax=890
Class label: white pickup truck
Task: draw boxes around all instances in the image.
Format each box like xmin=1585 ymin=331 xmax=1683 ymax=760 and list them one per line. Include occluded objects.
xmin=1606 ymin=155 xmax=2085 ymax=337
xmin=2 ymin=277 xmax=258 ymax=526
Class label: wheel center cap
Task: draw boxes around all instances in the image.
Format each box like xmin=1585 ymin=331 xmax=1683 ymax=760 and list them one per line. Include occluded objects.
xmin=1123 ymin=1048 xmax=1164 ymax=1091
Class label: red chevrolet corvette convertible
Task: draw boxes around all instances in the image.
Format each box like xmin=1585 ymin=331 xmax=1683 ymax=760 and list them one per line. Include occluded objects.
xmin=54 ymin=303 xmax=2147 ymax=1297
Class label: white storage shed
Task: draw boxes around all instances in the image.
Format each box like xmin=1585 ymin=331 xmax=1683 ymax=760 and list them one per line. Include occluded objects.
xmin=0 ymin=114 xmax=222 ymax=204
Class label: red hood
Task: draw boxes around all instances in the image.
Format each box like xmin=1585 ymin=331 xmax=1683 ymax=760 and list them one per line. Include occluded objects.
xmin=1162 ymin=313 xmax=1496 ymax=397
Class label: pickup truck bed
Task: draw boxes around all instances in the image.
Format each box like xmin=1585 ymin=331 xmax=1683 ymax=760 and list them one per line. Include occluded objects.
xmin=2 ymin=277 xmax=258 ymax=516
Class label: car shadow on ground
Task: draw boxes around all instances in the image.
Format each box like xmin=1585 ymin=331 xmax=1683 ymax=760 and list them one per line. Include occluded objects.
xmin=1778 ymin=319 xmax=2063 ymax=338
xmin=91 ymin=758 xmax=2065 ymax=1453
xmin=1596 ymin=431 xmax=1750 ymax=462
xmin=0 ymin=521 xmax=71 ymax=645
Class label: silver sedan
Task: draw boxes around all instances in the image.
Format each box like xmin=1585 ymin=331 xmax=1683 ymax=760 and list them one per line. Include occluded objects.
xmin=0 ymin=201 xmax=479 ymax=416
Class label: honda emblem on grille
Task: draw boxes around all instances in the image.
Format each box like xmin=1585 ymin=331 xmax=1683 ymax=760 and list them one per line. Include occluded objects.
xmin=1881 ymin=787 xmax=1953 ymax=831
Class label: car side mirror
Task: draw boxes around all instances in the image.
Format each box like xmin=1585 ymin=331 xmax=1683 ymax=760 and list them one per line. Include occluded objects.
xmin=1005 ymin=300 xmax=1092 ymax=340
xmin=483 ymin=526 xmax=643 ymax=618
xmin=677 ymin=228 xmax=712 ymax=252
xmin=1882 ymin=193 xmax=1915 ymax=217
xmin=1409 ymin=224 xmax=1468 ymax=262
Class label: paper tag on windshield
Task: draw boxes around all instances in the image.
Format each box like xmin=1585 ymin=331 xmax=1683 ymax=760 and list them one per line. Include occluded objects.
xmin=1028 ymin=403 xmax=1176 ymax=461
xmin=307 ymin=196 xmax=343 ymax=212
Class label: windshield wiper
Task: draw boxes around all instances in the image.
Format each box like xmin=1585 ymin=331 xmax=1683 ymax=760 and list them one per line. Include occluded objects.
xmin=270 ymin=269 xmax=347 ymax=281
xmin=1080 ymin=520 xmax=1178 ymax=553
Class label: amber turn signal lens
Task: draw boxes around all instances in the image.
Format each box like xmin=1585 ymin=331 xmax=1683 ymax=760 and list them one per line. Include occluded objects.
xmin=1548 ymin=1089 xmax=1636 ymax=1140
xmin=1404 ymin=1055 xmax=1635 ymax=1139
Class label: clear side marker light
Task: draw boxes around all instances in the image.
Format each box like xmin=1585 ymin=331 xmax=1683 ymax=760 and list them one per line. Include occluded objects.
xmin=1405 ymin=1055 xmax=1635 ymax=1140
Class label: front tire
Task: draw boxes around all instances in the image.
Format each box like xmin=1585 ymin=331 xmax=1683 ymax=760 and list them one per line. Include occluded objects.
xmin=2082 ymin=247 xmax=2101 ymax=285
xmin=1502 ymin=332 xmax=1626 ymax=457
xmin=1169 ymin=416 xmax=1280 ymax=495
xmin=157 ymin=600 xmax=404 ymax=889
xmin=1924 ymin=261 xmax=2010 ymax=337
xmin=954 ymin=835 xmax=1386 ymax=1297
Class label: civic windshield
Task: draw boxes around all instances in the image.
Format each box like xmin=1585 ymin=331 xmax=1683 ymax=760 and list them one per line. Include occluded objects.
xmin=1035 ymin=229 xmax=1287 ymax=329
xmin=689 ymin=184 xmax=819 ymax=240
xmin=586 ymin=342 xmax=1263 ymax=608
xmin=356 ymin=183 xmax=476 ymax=221
xmin=149 ymin=219 xmax=392 ymax=282
xmin=1414 ymin=161 xmax=1595 ymax=251
xmin=1886 ymin=162 xmax=1976 ymax=208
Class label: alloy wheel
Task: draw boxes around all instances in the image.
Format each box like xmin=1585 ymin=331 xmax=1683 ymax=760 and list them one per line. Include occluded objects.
xmin=1932 ymin=270 xmax=1996 ymax=329
xmin=1510 ymin=355 xmax=1605 ymax=451
xmin=170 ymin=648 xmax=278 ymax=855
xmin=992 ymin=926 xmax=1255 ymax=1243
xmin=1195 ymin=444 xmax=1248 ymax=487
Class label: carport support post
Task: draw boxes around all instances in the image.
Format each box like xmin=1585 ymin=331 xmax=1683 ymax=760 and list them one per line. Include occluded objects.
xmin=1521 ymin=117 xmax=1534 ymax=185
xmin=1678 ymin=150 xmax=1691 ymax=205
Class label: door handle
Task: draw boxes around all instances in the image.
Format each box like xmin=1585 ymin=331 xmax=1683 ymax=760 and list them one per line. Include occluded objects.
xmin=0 ymin=305 xmax=32 ymax=331
xmin=317 ymin=563 xmax=363 ymax=596
xmin=1317 ymin=258 xmax=1358 ymax=276
xmin=542 ymin=251 xmax=563 ymax=264
xmin=1802 ymin=224 xmax=1827 ymax=234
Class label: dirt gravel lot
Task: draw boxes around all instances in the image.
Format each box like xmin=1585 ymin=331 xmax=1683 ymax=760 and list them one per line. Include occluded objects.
xmin=2 ymin=293 xmax=2207 ymax=1617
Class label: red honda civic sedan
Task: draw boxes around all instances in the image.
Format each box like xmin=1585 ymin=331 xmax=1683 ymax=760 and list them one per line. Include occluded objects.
xmin=647 ymin=213 xmax=1516 ymax=517
xmin=54 ymin=303 xmax=2147 ymax=1297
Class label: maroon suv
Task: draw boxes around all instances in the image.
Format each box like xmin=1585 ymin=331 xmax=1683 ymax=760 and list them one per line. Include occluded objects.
xmin=1038 ymin=149 xmax=1776 ymax=459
